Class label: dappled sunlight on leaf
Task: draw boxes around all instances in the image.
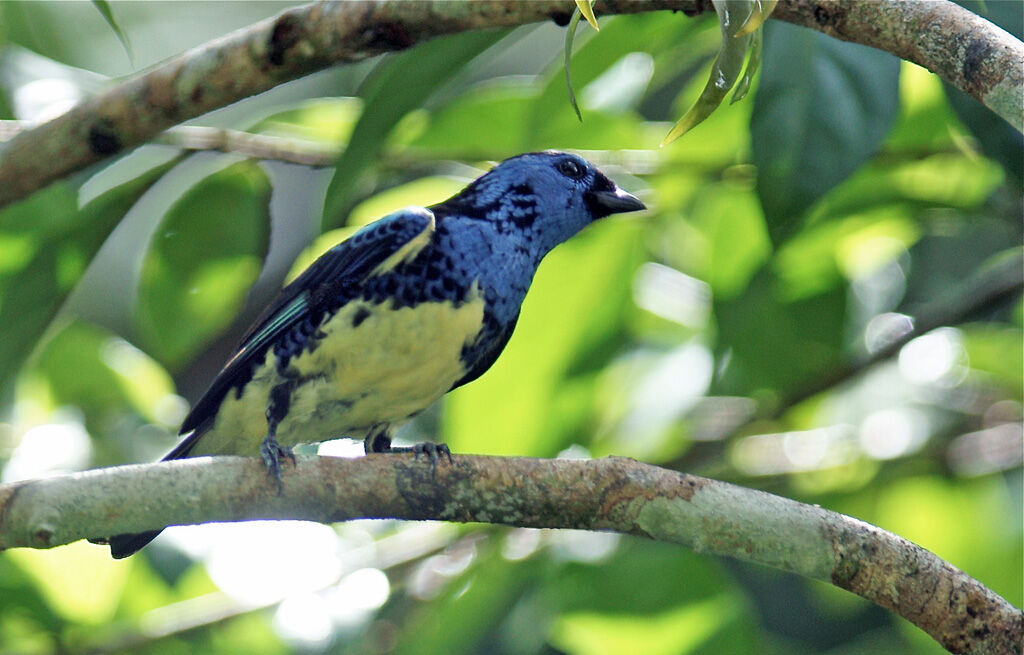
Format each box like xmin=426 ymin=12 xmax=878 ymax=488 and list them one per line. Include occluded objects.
xmin=0 ymin=4 xmax=1019 ymax=652
xmin=7 ymin=541 xmax=129 ymax=625
xmin=552 ymin=595 xmax=742 ymax=655
xmin=348 ymin=176 xmax=468 ymax=227
xmin=136 ymin=160 xmax=270 ymax=369
xmin=2 ymin=416 xmax=91 ymax=483
xmin=256 ymin=97 xmax=363 ymax=145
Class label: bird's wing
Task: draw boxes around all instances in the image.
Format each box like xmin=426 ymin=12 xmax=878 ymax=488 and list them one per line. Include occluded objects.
xmin=175 ymin=207 xmax=436 ymax=440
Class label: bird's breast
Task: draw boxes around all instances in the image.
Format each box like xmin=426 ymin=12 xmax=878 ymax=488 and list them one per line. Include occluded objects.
xmin=289 ymin=290 xmax=486 ymax=429
xmin=197 ymin=285 xmax=487 ymax=453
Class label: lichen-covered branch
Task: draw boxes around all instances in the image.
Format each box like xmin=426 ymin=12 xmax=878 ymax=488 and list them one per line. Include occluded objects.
xmin=0 ymin=0 xmax=1019 ymax=210
xmin=771 ymin=0 xmax=1023 ymax=130
xmin=0 ymin=455 xmax=1019 ymax=654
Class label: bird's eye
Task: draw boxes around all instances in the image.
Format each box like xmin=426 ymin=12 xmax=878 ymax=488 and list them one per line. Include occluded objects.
xmin=557 ymin=159 xmax=585 ymax=180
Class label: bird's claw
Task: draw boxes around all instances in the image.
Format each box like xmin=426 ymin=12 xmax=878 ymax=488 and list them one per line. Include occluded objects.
xmin=260 ymin=436 xmax=295 ymax=493
xmin=412 ymin=441 xmax=453 ymax=472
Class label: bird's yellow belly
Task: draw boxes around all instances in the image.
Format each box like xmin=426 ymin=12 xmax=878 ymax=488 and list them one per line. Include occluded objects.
xmin=191 ymin=293 xmax=484 ymax=456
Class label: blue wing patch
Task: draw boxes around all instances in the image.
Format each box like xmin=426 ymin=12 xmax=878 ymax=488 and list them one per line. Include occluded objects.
xmin=176 ymin=207 xmax=435 ymax=439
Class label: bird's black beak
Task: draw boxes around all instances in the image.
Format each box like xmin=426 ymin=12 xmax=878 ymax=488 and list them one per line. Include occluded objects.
xmin=585 ymin=187 xmax=646 ymax=219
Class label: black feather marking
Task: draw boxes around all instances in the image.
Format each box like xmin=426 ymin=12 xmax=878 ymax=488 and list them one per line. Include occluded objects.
xmin=177 ymin=209 xmax=434 ymax=437
xmin=352 ymin=306 xmax=371 ymax=327
xmin=451 ymin=312 xmax=519 ymax=390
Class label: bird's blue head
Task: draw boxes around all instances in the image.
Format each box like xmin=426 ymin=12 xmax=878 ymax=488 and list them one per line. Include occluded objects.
xmin=431 ymin=151 xmax=645 ymax=261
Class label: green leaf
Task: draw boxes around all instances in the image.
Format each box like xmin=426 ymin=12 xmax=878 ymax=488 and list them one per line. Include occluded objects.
xmin=735 ymin=0 xmax=778 ymax=36
xmin=714 ymin=267 xmax=847 ymax=396
xmin=689 ymin=183 xmax=771 ymax=300
xmin=553 ymin=596 xmax=741 ymax=655
xmin=26 ymin=321 xmax=177 ymax=433
xmin=575 ymin=0 xmax=600 ymax=31
xmin=322 ymin=30 xmax=506 ymax=228
xmin=0 ymin=158 xmax=178 ymax=398
xmin=564 ymin=9 xmax=585 ymax=122
xmin=390 ymin=541 xmax=546 ymax=655
xmin=254 ymin=97 xmax=363 ymax=147
xmin=526 ymin=105 xmax=650 ymax=152
xmin=136 ymin=161 xmax=270 ymax=369
xmin=529 ymin=13 xmax=708 ymax=143
xmin=661 ymin=1 xmax=753 ymax=145
xmin=729 ymin=26 xmax=761 ymax=104
xmin=90 ymin=0 xmax=133 ymax=63
xmin=900 ymin=220 xmax=1019 ymax=311
xmin=6 ymin=540 xmax=129 ymax=625
xmin=962 ymin=324 xmax=1023 ymax=397
xmin=752 ymin=21 xmax=900 ymax=245
xmin=408 ymin=82 xmax=535 ymax=156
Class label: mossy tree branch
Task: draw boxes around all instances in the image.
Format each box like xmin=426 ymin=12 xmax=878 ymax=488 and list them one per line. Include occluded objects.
xmin=0 ymin=455 xmax=1020 ymax=655
xmin=0 ymin=0 xmax=1020 ymax=210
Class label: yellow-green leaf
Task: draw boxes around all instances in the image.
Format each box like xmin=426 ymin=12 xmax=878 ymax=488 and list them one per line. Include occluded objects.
xmin=662 ymin=1 xmax=753 ymax=144
xmin=735 ymin=0 xmax=778 ymax=37
xmin=575 ymin=0 xmax=600 ymax=31
xmin=564 ymin=9 xmax=585 ymax=122
xmin=730 ymin=26 xmax=762 ymax=104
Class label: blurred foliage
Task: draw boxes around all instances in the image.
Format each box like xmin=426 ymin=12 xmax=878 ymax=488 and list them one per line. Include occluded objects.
xmin=0 ymin=3 xmax=1021 ymax=655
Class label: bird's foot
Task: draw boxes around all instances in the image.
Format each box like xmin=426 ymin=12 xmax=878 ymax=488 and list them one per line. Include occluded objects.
xmin=260 ymin=435 xmax=295 ymax=492
xmin=389 ymin=441 xmax=453 ymax=472
xmin=414 ymin=441 xmax=453 ymax=469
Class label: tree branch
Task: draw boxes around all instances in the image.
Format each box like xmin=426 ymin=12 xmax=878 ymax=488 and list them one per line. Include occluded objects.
xmin=0 ymin=455 xmax=1019 ymax=654
xmin=771 ymin=0 xmax=1023 ymax=131
xmin=0 ymin=0 xmax=1019 ymax=210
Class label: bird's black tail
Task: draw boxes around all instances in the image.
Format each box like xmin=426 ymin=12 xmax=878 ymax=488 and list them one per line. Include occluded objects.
xmin=99 ymin=428 xmax=206 ymax=559
xmin=107 ymin=529 xmax=163 ymax=559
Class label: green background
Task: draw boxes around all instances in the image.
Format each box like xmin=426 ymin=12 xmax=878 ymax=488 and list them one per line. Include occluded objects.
xmin=0 ymin=2 xmax=1019 ymax=654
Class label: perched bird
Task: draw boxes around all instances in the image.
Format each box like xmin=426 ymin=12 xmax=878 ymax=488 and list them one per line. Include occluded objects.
xmin=102 ymin=151 xmax=644 ymax=558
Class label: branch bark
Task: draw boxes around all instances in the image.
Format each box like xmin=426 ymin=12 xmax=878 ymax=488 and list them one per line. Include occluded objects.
xmin=0 ymin=455 xmax=1019 ymax=654
xmin=0 ymin=0 xmax=1019 ymax=210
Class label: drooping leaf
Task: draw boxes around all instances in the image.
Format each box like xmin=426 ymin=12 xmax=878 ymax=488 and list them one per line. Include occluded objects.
xmin=734 ymin=0 xmax=778 ymax=37
xmin=729 ymin=26 xmax=761 ymax=104
xmin=752 ymin=21 xmax=900 ymax=245
xmin=564 ymin=9 xmax=585 ymax=122
xmin=661 ymin=1 xmax=753 ymax=145
xmin=575 ymin=0 xmax=600 ymax=31
xmin=90 ymin=0 xmax=133 ymax=62
xmin=322 ymin=30 xmax=506 ymax=228
xmin=531 ymin=13 xmax=709 ymax=139
xmin=136 ymin=160 xmax=271 ymax=369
